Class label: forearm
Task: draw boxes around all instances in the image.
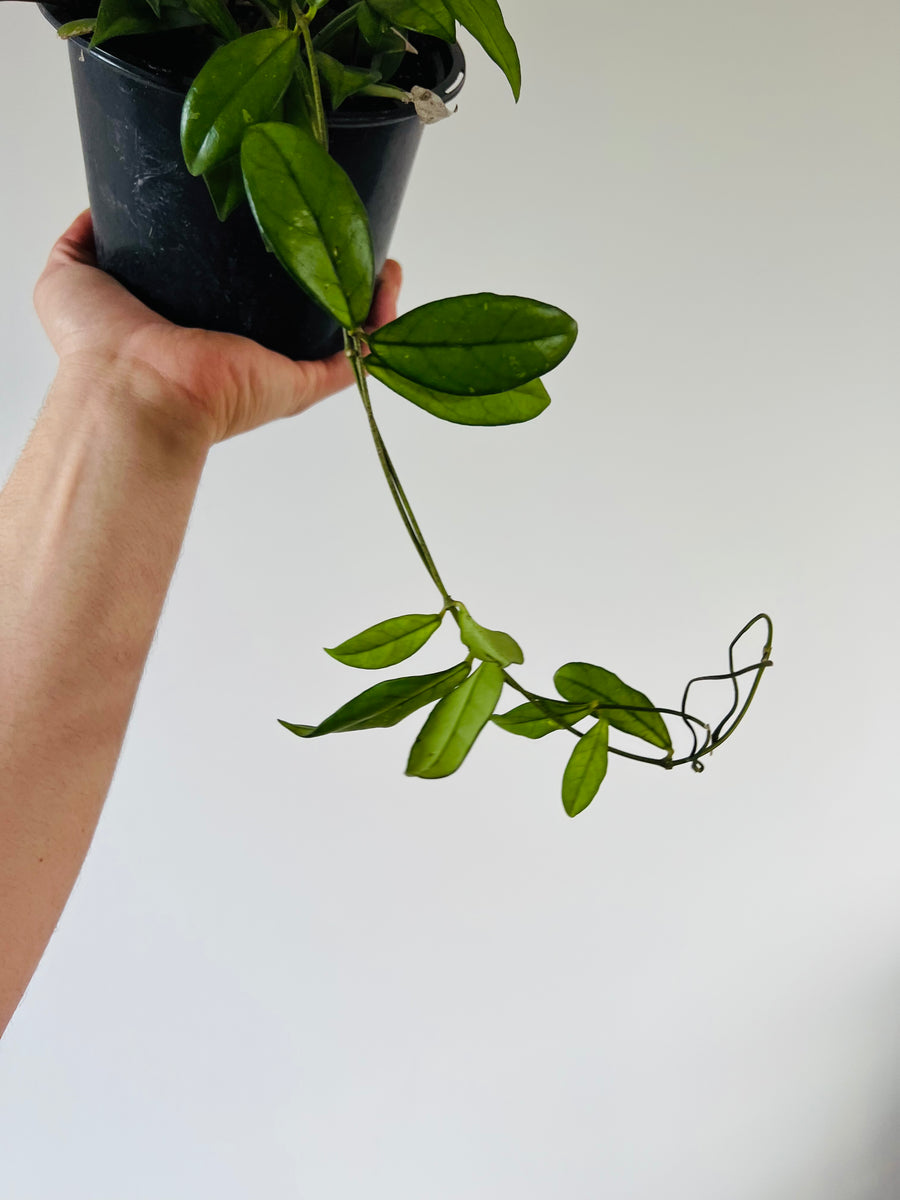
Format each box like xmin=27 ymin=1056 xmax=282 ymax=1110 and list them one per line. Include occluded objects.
xmin=0 ymin=366 xmax=209 ymax=1035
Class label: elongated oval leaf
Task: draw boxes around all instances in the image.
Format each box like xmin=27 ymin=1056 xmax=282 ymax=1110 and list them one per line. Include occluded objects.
xmin=562 ymin=718 xmax=609 ymax=817
xmin=447 ymin=0 xmax=520 ymax=100
xmin=406 ymin=661 xmax=504 ymax=778
xmin=367 ymin=359 xmax=550 ymax=426
xmin=280 ymin=662 xmax=469 ymax=738
xmin=366 ymin=294 xmax=577 ymax=396
xmin=367 ymin=0 xmax=455 ymax=41
xmin=202 ymin=154 xmax=246 ymax=221
xmin=325 ymin=612 xmax=442 ymax=669
xmin=181 ymin=29 xmax=299 ymax=176
xmin=554 ymin=662 xmax=672 ymax=752
xmin=91 ymin=0 xmax=202 ymax=46
xmin=455 ymin=606 xmax=523 ymax=666
xmin=241 ymin=122 xmax=375 ymax=329
xmin=492 ymin=698 xmax=595 ymax=739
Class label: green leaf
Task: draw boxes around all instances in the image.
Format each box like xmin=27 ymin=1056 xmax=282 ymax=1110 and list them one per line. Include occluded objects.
xmin=280 ymin=662 xmax=470 ymax=737
xmin=366 ymin=0 xmax=455 ymax=41
xmin=202 ymin=154 xmax=246 ymax=221
xmin=241 ymin=122 xmax=375 ymax=329
xmin=554 ymin=663 xmax=672 ymax=752
xmin=315 ymin=51 xmax=382 ymax=110
xmin=366 ymin=294 xmax=578 ymax=396
xmin=180 ymin=29 xmax=299 ymax=176
xmin=492 ymin=699 xmax=595 ymax=739
xmin=366 ymin=359 xmax=550 ymax=426
xmin=325 ymin=612 xmax=442 ymax=669
xmin=561 ymin=719 xmax=609 ymax=817
xmin=446 ymin=0 xmax=521 ymax=100
xmin=455 ymin=605 xmax=523 ymax=666
xmin=406 ymin=661 xmax=504 ymax=778
xmin=57 ymin=17 xmax=97 ymax=37
xmin=183 ymin=0 xmax=241 ymax=41
xmin=90 ymin=0 xmax=203 ymax=46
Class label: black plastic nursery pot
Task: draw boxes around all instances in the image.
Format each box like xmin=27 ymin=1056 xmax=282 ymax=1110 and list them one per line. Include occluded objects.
xmin=39 ymin=5 xmax=465 ymax=360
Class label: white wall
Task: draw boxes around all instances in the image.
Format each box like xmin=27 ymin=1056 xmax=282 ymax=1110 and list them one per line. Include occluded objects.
xmin=2 ymin=2 xmax=899 ymax=1197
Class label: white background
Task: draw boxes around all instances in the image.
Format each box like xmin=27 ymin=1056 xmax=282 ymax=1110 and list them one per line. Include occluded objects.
xmin=2 ymin=2 xmax=899 ymax=1197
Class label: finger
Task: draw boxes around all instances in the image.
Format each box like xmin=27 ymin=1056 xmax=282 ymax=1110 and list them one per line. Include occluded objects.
xmin=364 ymin=259 xmax=402 ymax=334
xmin=43 ymin=208 xmax=97 ymax=272
xmin=253 ymin=345 xmax=356 ymax=431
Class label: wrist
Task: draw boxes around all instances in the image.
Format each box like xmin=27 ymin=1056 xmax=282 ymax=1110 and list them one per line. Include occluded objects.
xmin=50 ymin=351 xmax=215 ymax=465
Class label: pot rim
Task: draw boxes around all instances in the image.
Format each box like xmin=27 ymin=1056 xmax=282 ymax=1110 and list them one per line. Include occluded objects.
xmin=38 ymin=3 xmax=465 ymax=125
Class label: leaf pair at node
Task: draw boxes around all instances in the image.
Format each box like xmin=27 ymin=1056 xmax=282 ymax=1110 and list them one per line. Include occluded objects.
xmin=280 ymin=603 xmax=522 ymax=779
xmin=492 ymin=663 xmax=673 ymax=816
xmin=364 ymin=294 xmax=576 ymax=427
xmin=279 ymin=656 xmax=503 ymax=781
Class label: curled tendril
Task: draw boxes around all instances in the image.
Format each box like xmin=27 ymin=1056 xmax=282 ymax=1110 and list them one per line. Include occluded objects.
xmin=611 ymin=612 xmax=774 ymax=770
xmin=502 ymin=614 xmax=773 ymax=773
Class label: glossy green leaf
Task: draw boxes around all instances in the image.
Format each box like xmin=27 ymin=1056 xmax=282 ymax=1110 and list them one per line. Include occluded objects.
xmin=279 ymin=662 xmax=470 ymax=737
xmin=315 ymin=51 xmax=382 ymax=109
xmin=366 ymin=0 xmax=455 ymax=41
xmin=406 ymin=661 xmax=504 ymax=778
xmin=202 ymin=154 xmax=245 ymax=221
xmin=325 ymin=612 xmax=442 ymax=669
xmin=492 ymin=699 xmax=595 ymax=739
xmin=142 ymin=0 xmax=161 ymax=18
xmin=561 ymin=719 xmax=609 ymax=817
xmin=554 ymin=662 xmax=672 ymax=751
xmin=184 ymin=0 xmax=241 ymax=41
xmin=241 ymin=122 xmax=375 ymax=329
xmin=366 ymin=359 xmax=550 ymax=426
xmin=180 ymin=29 xmax=299 ymax=176
xmin=446 ymin=0 xmax=520 ymax=99
xmin=366 ymin=294 xmax=578 ymax=396
xmin=90 ymin=0 xmax=203 ymax=47
xmin=455 ymin=605 xmax=523 ymax=666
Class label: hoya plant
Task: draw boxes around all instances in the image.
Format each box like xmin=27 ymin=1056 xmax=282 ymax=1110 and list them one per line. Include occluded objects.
xmin=52 ymin=0 xmax=773 ymax=815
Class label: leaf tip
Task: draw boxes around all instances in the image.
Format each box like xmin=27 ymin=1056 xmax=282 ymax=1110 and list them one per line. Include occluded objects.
xmin=278 ymin=718 xmax=317 ymax=737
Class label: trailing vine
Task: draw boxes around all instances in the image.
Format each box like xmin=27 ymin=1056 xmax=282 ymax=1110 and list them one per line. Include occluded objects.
xmin=51 ymin=0 xmax=774 ymax=814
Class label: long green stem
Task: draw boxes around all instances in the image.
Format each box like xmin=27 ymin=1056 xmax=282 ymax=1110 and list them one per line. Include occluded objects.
xmin=345 ymin=334 xmax=453 ymax=606
xmin=298 ymin=16 xmax=328 ymax=150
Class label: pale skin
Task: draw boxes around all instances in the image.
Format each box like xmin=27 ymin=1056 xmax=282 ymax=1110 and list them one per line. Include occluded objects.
xmin=0 ymin=208 xmax=402 ymax=1038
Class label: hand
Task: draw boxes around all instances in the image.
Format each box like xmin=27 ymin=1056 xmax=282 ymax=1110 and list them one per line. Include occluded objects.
xmin=33 ymin=208 xmax=402 ymax=448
